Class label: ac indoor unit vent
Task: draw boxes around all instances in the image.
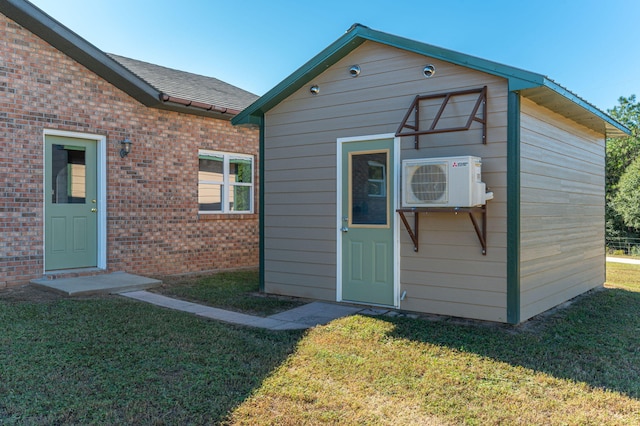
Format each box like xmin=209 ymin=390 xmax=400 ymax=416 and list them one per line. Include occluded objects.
xmin=402 ymin=156 xmax=494 ymax=208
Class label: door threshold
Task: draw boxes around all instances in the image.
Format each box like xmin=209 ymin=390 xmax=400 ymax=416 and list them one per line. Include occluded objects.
xmin=43 ymin=267 xmax=105 ymax=279
xmin=340 ymin=299 xmax=398 ymax=310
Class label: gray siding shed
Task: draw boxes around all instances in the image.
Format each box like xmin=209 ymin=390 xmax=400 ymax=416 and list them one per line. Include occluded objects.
xmin=233 ymin=24 xmax=629 ymax=323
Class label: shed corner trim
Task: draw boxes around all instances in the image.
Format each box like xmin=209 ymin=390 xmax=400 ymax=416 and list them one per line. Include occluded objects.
xmin=506 ymin=91 xmax=521 ymax=325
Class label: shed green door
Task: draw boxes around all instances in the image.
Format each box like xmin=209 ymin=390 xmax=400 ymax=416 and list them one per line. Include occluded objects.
xmin=45 ymin=136 xmax=98 ymax=270
xmin=341 ymin=139 xmax=395 ymax=306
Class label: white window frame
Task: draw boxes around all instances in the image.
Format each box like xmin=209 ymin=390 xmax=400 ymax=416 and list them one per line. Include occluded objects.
xmin=367 ymin=160 xmax=386 ymax=197
xmin=198 ymin=150 xmax=254 ymax=214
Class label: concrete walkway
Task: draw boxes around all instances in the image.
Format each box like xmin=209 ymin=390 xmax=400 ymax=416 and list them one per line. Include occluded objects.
xmin=29 ymin=271 xmax=382 ymax=330
xmin=607 ymin=256 xmax=640 ymax=264
xmin=121 ymin=290 xmax=375 ymax=330
xmin=33 ymin=258 xmax=639 ymax=330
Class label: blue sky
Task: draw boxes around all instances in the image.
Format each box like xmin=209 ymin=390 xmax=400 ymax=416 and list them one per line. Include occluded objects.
xmin=28 ymin=0 xmax=639 ymax=112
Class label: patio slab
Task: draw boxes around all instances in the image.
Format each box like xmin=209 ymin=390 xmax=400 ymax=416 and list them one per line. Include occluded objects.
xmin=30 ymin=272 xmax=161 ymax=296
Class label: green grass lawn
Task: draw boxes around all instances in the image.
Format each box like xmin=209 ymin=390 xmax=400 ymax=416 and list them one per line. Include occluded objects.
xmin=0 ymin=294 xmax=304 ymax=424
xmin=606 ymin=261 xmax=640 ymax=292
xmin=153 ymin=269 xmax=305 ymax=316
xmin=2 ymin=264 xmax=640 ymax=424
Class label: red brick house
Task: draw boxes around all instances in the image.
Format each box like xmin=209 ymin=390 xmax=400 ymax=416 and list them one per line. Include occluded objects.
xmin=0 ymin=0 xmax=259 ymax=288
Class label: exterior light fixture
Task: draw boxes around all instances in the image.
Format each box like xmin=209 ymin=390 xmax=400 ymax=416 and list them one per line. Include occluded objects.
xmin=120 ymin=138 xmax=132 ymax=158
xmin=349 ymin=65 xmax=361 ymax=77
xmin=423 ymin=64 xmax=436 ymax=78
xmin=310 ymin=85 xmax=320 ymax=95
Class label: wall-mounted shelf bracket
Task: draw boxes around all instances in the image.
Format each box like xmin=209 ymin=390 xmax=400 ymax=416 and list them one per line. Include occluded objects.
xmin=395 ymin=86 xmax=487 ymax=149
xmin=396 ymin=205 xmax=487 ymax=255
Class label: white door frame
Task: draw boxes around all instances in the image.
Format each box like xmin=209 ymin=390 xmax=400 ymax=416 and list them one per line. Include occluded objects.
xmin=43 ymin=129 xmax=107 ymax=271
xmin=336 ymin=133 xmax=400 ymax=308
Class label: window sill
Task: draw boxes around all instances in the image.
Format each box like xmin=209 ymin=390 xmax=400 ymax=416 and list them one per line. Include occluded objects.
xmin=198 ymin=213 xmax=257 ymax=221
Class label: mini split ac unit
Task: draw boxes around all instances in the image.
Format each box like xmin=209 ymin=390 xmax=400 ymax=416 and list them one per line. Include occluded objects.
xmin=402 ymin=156 xmax=494 ymax=208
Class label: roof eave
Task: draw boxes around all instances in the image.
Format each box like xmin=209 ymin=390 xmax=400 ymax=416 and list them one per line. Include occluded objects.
xmin=519 ymin=79 xmax=631 ymax=138
xmin=159 ymin=94 xmax=241 ymax=120
xmin=542 ymin=78 xmax=630 ymax=138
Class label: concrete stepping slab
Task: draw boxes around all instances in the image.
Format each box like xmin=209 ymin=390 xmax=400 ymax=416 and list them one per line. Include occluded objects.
xmin=385 ymin=310 xmax=419 ymax=319
xmin=360 ymin=307 xmax=392 ymax=316
xmin=30 ymin=272 xmax=161 ymax=296
xmin=267 ymin=301 xmax=363 ymax=326
xmin=268 ymin=321 xmax=311 ymax=331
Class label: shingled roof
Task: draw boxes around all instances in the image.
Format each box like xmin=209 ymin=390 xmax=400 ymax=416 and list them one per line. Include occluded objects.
xmin=0 ymin=0 xmax=257 ymax=119
xmin=108 ymin=54 xmax=258 ymax=114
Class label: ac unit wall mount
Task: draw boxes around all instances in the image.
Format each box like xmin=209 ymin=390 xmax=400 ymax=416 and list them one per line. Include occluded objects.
xmin=402 ymin=156 xmax=493 ymax=208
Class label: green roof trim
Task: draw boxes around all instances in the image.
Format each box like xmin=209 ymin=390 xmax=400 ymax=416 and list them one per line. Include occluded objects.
xmin=232 ymin=24 xmax=630 ymax=138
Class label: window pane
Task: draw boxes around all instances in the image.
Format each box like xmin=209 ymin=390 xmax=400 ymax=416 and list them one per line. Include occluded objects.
xmin=199 ymin=156 xmax=223 ymax=182
xmin=230 ymin=185 xmax=250 ymax=212
xmin=368 ymin=181 xmax=384 ymax=197
xmin=199 ymin=183 xmax=222 ymax=211
xmin=198 ymin=152 xmax=253 ymax=213
xmin=51 ymin=144 xmax=86 ymax=204
xmin=368 ymin=162 xmax=384 ymax=180
xmin=351 ymin=152 xmax=387 ymax=225
xmin=230 ymin=158 xmax=252 ymax=183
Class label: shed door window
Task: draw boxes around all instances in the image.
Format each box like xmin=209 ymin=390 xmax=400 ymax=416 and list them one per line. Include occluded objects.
xmin=350 ymin=151 xmax=389 ymax=225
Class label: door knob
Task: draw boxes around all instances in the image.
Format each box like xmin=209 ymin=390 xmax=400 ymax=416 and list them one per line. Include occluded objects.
xmin=340 ymin=226 xmax=349 ymax=233
xmin=91 ymin=208 xmax=97 ymax=213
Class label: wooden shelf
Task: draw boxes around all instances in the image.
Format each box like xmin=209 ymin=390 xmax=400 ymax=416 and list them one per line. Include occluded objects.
xmin=396 ymin=205 xmax=487 ymax=255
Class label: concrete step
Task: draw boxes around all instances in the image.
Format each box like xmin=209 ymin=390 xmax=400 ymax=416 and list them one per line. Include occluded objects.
xmin=38 ymin=267 xmax=111 ymax=281
xmin=30 ymin=271 xmax=161 ymax=296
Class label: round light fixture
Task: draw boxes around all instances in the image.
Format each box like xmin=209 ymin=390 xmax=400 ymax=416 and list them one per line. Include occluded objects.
xmin=349 ymin=65 xmax=361 ymax=77
xmin=310 ymin=85 xmax=320 ymax=95
xmin=423 ymin=64 xmax=436 ymax=78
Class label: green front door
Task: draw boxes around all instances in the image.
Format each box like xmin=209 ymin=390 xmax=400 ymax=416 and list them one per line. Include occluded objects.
xmin=341 ymin=138 xmax=395 ymax=306
xmin=45 ymin=136 xmax=98 ymax=270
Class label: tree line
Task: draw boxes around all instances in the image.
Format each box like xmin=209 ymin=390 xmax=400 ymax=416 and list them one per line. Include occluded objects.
xmin=606 ymin=95 xmax=640 ymax=242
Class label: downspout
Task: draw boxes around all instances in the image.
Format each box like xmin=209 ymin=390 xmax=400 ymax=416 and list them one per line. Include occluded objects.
xmin=506 ymin=91 xmax=521 ymax=324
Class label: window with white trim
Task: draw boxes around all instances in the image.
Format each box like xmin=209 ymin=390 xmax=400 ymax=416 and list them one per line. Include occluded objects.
xmin=367 ymin=160 xmax=386 ymax=197
xmin=198 ymin=150 xmax=254 ymax=213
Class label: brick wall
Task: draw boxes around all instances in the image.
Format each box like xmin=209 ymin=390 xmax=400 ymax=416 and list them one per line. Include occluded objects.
xmin=0 ymin=14 xmax=259 ymax=287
